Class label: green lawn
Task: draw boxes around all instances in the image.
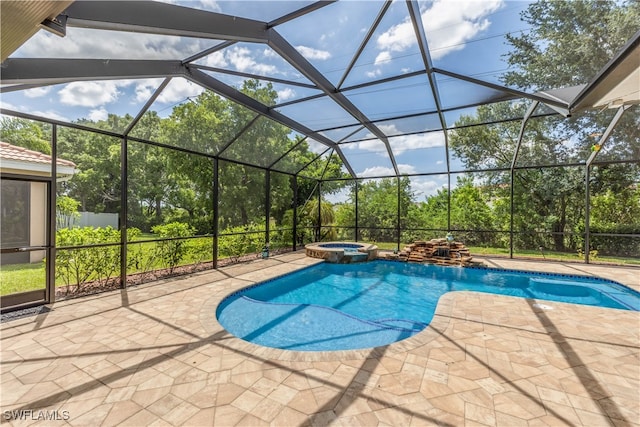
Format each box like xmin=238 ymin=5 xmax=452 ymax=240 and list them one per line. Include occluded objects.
xmin=0 ymin=262 xmax=46 ymax=295
xmin=2 ymin=242 xmax=638 ymax=296
xmin=467 ymin=246 xmax=640 ymax=265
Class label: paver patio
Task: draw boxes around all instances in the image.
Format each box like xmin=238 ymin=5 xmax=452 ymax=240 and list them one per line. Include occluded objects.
xmin=1 ymin=252 xmax=638 ymax=426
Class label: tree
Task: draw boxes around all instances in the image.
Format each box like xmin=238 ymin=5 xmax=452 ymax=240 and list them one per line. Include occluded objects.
xmin=126 ymin=112 xmax=171 ymax=231
xmin=504 ymin=0 xmax=640 ymax=91
xmin=405 ymin=176 xmax=497 ymax=245
xmin=56 ymin=195 xmax=80 ymax=229
xmin=334 ymin=177 xmax=414 ymax=243
xmin=299 ymin=197 xmax=336 ymax=241
xmin=0 ymin=117 xmax=51 ymax=154
xmin=450 ymin=0 xmax=639 ymax=252
xmin=160 ymin=80 xmax=318 ymax=233
xmin=57 ymin=121 xmax=121 ymax=213
xmin=504 ymin=0 xmax=640 ymax=161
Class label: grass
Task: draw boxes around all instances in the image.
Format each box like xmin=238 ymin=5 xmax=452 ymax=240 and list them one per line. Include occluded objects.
xmin=468 ymin=246 xmax=640 ymax=266
xmin=366 ymin=241 xmax=640 ymax=265
xmin=0 ymin=262 xmax=46 ymax=295
xmin=2 ymin=241 xmax=638 ymax=296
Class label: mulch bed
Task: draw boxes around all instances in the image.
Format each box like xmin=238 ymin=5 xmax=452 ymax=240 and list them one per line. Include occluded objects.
xmin=55 ymin=248 xmax=294 ymax=301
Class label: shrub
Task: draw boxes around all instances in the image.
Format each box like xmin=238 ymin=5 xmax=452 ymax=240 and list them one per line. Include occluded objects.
xmin=151 ymin=222 xmax=195 ymax=272
xmin=218 ymin=224 xmax=265 ymax=262
xmin=56 ymin=226 xmax=139 ymax=291
xmin=587 ymin=224 xmax=640 ymax=258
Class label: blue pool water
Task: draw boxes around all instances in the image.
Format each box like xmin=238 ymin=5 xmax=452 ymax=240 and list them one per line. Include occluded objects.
xmin=216 ymin=261 xmax=640 ymax=351
xmin=318 ymin=243 xmax=363 ymax=248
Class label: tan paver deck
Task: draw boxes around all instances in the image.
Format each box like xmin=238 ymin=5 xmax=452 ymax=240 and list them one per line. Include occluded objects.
xmin=1 ymin=252 xmax=639 ymax=426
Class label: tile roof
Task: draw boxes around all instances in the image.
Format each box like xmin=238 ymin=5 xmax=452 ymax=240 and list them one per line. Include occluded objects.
xmin=0 ymin=141 xmax=76 ymax=168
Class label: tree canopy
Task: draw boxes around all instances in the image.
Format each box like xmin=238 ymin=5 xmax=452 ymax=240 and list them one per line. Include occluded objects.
xmin=1 ymin=0 xmax=637 ymax=259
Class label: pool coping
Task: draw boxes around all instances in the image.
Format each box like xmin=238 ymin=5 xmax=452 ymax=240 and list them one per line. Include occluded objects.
xmin=199 ymin=259 xmax=639 ymax=362
xmin=305 ymin=241 xmax=378 ymax=263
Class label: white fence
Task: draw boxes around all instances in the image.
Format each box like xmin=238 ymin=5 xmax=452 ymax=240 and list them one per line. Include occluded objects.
xmin=57 ymin=212 xmax=119 ymax=229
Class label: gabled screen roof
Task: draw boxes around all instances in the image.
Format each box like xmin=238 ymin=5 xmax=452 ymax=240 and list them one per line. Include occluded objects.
xmin=1 ymin=1 xmax=637 ymax=179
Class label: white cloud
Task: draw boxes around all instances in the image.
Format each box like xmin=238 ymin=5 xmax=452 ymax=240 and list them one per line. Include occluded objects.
xmin=385 ymin=129 xmax=446 ymax=155
xmin=24 ymin=86 xmax=52 ymax=98
xmin=355 ymin=127 xmax=445 ymax=156
xmin=374 ymin=51 xmax=393 ymax=66
xmin=374 ymin=0 xmax=504 ymax=65
xmin=377 ymin=18 xmax=416 ymax=54
xmin=426 ymin=1 xmax=503 ymax=60
xmin=133 ymin=81 xmax=157 ymax=103
xmin=410 ymin=177 xmax=443 ymax=198
xmin=366 ymin=69 xmax=382 ymax=78
xmin=358 ymin=164 xmax=422 ymax=178
xmin=198 ymin=0 xmax=221 ymax=12
xmin=324 ymin=187 xmax=350 ymax=204
xmin=203 ymin=51 xmax=228 ymax=67
xmin=227 ymin=47 xmax=277 ymax=74
xmin=16 ymin=28 xmax=208 ymax=60
xmin=353 ymin=139 xmax=388 ymax=154
xmin=360 ymin=166 xmax=396 ymax=177
xmin=262 ymin=48 xmax=278 ymax=58
xmin=357 ymin=164 xmax=416 ymax=177
xmin=0 ymin=101 xmax=19 ymax=111
xmin=88 ymin=107 xmax=108 ymax=122
xmin=277 ymin=88 xmax=296 ymax=101
xmin=157 ymin=79 xmax=204 ymax=104
xmin=296 ymin=46 xmax=332 ymax=61
xmin=30 ymin=110 xmax=69 ymax=122
xmin=59 ymin=82 xmax=120 ymax=107
xmin=397 ymin=164 xmax=417 ymax=174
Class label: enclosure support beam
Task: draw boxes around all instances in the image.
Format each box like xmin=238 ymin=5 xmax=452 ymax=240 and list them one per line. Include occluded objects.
xmin=355 ymin=180 xmax=359 ymax=242
xmin=447 ymin=174 xmax=451 ymax=233
xmin=217 ymin=115 xmax=261 ymax=157
xmin=124 ymin=78 xmax=172 ymax=137
xmin=212 ymin=158 xmax=219 ymax=269
xmin=192 ymin=64 xmax=318 ymax=89
xmin=297 ymin=147 xmax=332 ymax=176
xmin=64 ymin=1 xmax=269 ymax=42
xmin=268 ymin=137 xmax=307 ymax=170
xmin=317 ymin=181 xmax=322 ymax=242
xmin=184 ymin=67 xmax=357 ymax=178
xmin=267 ymin=29 xmax=398 ymax=175
xmin=0 ymin=58 xmax=184 ymax=85
xmin=337 ymin=1 xmax=391 ymax=90
xmin=433 ymin=68 xmax=570 ymax=112
xmin=510 ymin=101 xmax=539 ymax=259
xmin=406 ymin=0 xmax=450 ymax=177
xmin=120 ymin=137 xmax=128 ymax=288
xmin=293 ymin=177 xmax=298 ymax=251
xmin=397 ymin=176 xmax=401 ymax=252
xmin=584 ymin=104 xmax=629 ymax=263
xmin=182 ymin=41 xmax=236 ymax=65
xmin=585 ymin=166 xmax=591 ymax=264
xmin=265 ymin=171 xmax=271 ymax=250
xmin=407 ymin=0 xmax=455 ymax=237
xmin=267 ymin=1 xmax=336 ymax=28
xmin=46 ymin=125 xmax=58 ymax=304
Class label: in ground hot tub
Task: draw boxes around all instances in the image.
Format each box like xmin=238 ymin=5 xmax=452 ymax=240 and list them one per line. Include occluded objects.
xmin=305 ymin=242 xmax=378 ymax=263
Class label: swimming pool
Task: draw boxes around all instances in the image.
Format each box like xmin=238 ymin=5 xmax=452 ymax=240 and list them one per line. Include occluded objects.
xmin=305 ymin=241 xmax=378 ymax=263
xmin=216 ymin=261 xmax=640 ymax=352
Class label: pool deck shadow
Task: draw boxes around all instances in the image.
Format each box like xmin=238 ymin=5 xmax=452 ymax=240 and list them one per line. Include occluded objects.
xmin=1 ymin=252 xmax=638 ymax=426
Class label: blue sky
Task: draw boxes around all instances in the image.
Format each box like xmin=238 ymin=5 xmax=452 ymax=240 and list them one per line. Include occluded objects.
xmin=2 ymin=0 xmax=534 ymax=195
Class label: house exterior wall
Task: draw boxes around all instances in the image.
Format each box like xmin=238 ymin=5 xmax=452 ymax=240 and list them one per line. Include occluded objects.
xmin=29 ymin=181 xmax=47 ymax=263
